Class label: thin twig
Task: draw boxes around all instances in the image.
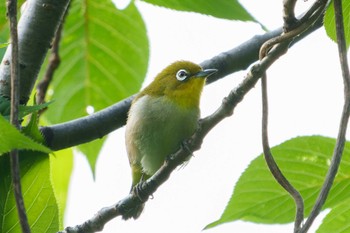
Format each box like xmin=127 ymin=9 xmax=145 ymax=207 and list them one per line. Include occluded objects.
xmin=260 ymin=0 xmax=327 ymax=58
xmin=261 ymin=69 xmax=304 ymax=233
xmin=283 ymin=0 xmax=297 ymax=31
xmin=36 ymin=5 xmax=69 ymax=106
xmin=36 ymin=24 xmax=62 ymax=105
xmin=7 ymin=0 xmax=31 ymax=232
xmin=299 ymin=0 xmax=350 ymax=232
xmin=258 ymin=2 xmax=329 ymax=231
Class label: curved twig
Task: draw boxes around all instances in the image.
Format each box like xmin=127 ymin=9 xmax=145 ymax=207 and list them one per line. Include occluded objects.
xmin=261 ymin=68 xmax=304 ymax=233
xmin=36 ymin=5 xmax=69 ymax=106
xmin=299 ymin=0 xmax=350 ymax=232
xmin=259 ymin=1 xmax=329 ymax=232
xmin=283 ymin=0 xmax=297 ymax=31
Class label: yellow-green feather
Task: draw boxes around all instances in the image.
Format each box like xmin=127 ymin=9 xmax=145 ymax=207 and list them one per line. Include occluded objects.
xmin=139 ymin=61 xmax=205 ymax=109
xmin=126 ymin=60 xmax=206 ymax=188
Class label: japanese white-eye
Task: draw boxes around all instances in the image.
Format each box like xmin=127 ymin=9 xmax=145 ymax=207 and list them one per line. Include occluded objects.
xmin=124 ymin=60 xmax=217 ymax=219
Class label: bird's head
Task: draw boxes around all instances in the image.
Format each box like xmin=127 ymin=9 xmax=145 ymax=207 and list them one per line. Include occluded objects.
xmin=140 ymin=61 xmax=217 ymax=108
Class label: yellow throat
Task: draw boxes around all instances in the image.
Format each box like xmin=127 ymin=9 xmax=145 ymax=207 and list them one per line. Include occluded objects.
xmin=138 ymin=61 xmax=216 ymax=109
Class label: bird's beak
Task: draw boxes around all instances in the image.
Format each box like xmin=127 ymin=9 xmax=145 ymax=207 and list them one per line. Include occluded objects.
xmin=194 ymin=69 xmax=218 ymax=78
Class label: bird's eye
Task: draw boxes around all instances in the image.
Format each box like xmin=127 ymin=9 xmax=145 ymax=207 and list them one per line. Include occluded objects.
xmin=176 ymin=69 xmax=189 ymax=81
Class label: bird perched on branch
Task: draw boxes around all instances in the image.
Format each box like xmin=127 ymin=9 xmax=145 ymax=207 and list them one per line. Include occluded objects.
xmin=124 ymin=60 xmax=217 ymax=219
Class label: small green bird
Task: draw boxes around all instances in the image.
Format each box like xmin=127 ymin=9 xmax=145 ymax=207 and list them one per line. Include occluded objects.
xmin=124 ymin=60 xmax=217 ymax=219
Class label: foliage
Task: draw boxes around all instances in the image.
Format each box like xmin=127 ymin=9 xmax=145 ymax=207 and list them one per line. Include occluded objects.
xmin=207 ymin=136 xmax=350 ymax=231
xmin=324 ymin=0 xmax=350 ymax=49
xmin=0 ymin=0 xmax=349 ymax=232
xmin=0 ymin=96 xmax=51 ymax=121
xmin=0 ymin=152 xmax=59 ymax=233
xmin=0 ymin=115 xmax=50 ymax=155
xmin=141 ymin=0 xmax=257 ymax=22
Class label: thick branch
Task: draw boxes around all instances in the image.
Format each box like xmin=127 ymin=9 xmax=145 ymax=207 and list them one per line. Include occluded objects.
xmin=41 ymin=19 xmax=323 ymax=151
xmin=0 ymin=0 xmax=70 ymax=104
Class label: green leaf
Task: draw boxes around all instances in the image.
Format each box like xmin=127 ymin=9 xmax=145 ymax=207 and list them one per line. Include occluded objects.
xmin=0 ymin=115 xmax=51 ymax=155
xmin=0 ymin=2 xmax=10 ymax=59
xmin=0 ymin=42 xmax=9 ymax=48
xmin=0 ymin=152 xmax=59 ymax=232
xmin=0 ymin=0 xmax=26 ymax=58
xmin=42 ymin=0 xmax=148 ymax=172
xmin=50 ymin=150 xmax=73 ymax=229
xmin=22 ymin=109 xmax=44 ymax=144
xmin=0 ymin=96 xmax=52 ymax=120
xmin=206 ymin=136 xmax=350 ymax=229
xmin=317 ymin=199 xmax=350 ymax=233
xmin=78 ymin=138 xmax=105 ymax=175
xmin=45 ymin=0 xmax=148 ymax=124
xmin=324 ymin=0 xmax=350 ymax=49
xmin=19 ymin=101 xmax=52 ymax=120
xmin=141 ymin=0 xmax=258 ymax=23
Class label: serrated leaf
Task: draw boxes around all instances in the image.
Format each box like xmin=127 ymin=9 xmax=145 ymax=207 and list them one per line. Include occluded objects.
xmin=0 ymin=96 xmax=52 ymax=120
xmin=141 ymin=0 xmax=258 ymax=23
xmin=0 ymin=152 xmax=59 ymax=232
xmin=206 ymin=136 xmax=350 ymax=229
xmin=19 ymin=101 xmax=52 ymax=120
xmin=50 ymin=150 xmax=73 ymax=229
xmin=324 ymin=0 xmax=350 ymax=49
xmin=0 ymin=115 xmax=51 ymax=155
xmin=45 ymin=0 xmax=148 ymax=124
xmin=22 ymin=110 xmax=43 ymax=144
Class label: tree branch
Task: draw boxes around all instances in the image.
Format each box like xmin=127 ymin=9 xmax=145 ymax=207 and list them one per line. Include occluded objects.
xmin=41 ymin=19 xmax=323 ymax=151
xmin=0 ymin=0 xmax=70 ymax=104
xmin=283 ymin=0 xmax=297 ymax=30
xmin=59 ymin=30 xmax=294 ymax=233
xmin=299 ymin=0 xmax=350 ymax=232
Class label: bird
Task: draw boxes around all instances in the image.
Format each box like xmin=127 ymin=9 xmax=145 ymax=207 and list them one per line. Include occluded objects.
xmin=124 ymin=60 xmax=217 ymax=219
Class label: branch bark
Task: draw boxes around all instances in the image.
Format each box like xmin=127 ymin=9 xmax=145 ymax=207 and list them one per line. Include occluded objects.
xmin=0 ymin=0 xmax=70 ymax=104
xmin=59 ymin=29 xmax=295 ymax=233
xmin=41 ymin=19 xmax=323 ymax=151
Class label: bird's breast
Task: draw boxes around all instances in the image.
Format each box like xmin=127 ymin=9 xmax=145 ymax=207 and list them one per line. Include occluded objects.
xmin=125 ymin=95 xmax=200 ymax=175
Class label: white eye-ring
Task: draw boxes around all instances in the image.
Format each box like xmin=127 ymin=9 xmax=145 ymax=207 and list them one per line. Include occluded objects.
xmin=176 ymin=69 xmax=189 ymax=81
